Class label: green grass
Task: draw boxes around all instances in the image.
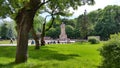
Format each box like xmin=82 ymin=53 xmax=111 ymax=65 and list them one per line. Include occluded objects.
xmin=0 ymin=42 xmax=103 ymax=68
xmin=0 ymin=40 xmax=10 ymax=44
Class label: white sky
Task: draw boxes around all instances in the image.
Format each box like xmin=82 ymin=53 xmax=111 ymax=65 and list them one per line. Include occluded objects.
xmin=69 ymin=0 xmax=120 ymax=18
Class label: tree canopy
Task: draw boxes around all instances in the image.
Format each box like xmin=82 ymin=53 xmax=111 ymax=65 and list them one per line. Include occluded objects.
xmin=0 ymin=0 xmax=96 ymax=63
xmin=0 ymin=0 xmax=95 ymax=18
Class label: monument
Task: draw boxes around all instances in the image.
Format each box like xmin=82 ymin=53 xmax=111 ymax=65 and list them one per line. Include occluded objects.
xmin=59 ymin=22 xmax=67 ymax=40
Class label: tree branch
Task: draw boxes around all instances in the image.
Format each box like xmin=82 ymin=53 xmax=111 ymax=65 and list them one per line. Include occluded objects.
xmin=45 ymin=15 xmax=55 ymax=31
xmin=44 ymin=7 xmax=58 ymax=31
xmin=34 ymin=0 xmax=50 ymax=11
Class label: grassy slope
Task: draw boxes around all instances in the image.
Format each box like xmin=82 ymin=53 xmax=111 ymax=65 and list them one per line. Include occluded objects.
xmin=0 ymin=43 xmax=103 ymax=68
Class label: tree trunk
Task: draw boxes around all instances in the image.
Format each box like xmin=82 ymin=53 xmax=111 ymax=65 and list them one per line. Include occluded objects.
xmin=41 ymin=23 xmax=46 ymax=46
xmin=15 ymin=10 xmax=36 ymax=63
xmin=15 ymin=24 xmax=29 ymax=63
xmin=15 ymin=0 xmax=41 ymax=63
xmin=40 ymin=15 xmax=55 ymax=46
xmin=31 ymin=27 xmax=40 ymax=49
xmin=14 ymin=0 xmax=49 ymax=63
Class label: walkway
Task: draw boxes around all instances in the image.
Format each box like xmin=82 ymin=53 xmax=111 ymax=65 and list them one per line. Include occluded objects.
xmin=0 ymin=44 xmax=16 ymax=46
xmin=0 ymin=43 xmax=32 ymax=46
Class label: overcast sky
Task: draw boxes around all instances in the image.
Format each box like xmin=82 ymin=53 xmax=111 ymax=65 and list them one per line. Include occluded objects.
xmin=69 ymin=0 xmax=120 ymax=18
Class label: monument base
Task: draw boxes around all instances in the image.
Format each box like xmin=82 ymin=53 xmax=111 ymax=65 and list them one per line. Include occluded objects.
xmin=59 ymin=34 xmax=67 ymax=41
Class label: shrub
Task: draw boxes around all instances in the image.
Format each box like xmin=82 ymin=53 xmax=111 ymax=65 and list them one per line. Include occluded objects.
xmin=88 ymin=37 xmax=100 ymax=44
xmin=99 ymin=33 xmax=120 ymax=68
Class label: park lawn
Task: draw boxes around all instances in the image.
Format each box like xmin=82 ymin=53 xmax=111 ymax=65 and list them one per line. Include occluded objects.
xmin=0 ymin=40 xmax=17 ymax=44
xmin=0 ymin=42 xmax=103 ymax=68
xmin=0 ymin=40 xmax=11 ymax=44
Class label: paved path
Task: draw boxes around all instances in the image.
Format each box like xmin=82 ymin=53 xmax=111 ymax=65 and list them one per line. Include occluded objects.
xmin=0 ymin=43 xmax=32 ymax=46
xmin=0 ymin=44 xmax=16 ymax=46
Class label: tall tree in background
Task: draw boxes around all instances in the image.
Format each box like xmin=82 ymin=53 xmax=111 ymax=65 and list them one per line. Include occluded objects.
xmin=94 ymin=5 xmax=120 ymax=40
xmin=79 ymin=10 xmax=90 ymax=39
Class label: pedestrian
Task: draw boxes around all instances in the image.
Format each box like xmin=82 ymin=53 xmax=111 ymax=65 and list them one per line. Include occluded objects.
xmin=53 ymin=41 xmax=56 ymax=44
xmin=10 ymin=38 xmax=13 ymax=44
xmin=57 ymin=40 xmax=60 ymax=44
xmin=31 ymin=40 xmax=34 ymax=45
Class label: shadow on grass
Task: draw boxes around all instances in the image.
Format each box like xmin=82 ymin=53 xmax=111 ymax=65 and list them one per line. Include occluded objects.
xmin=29 ymin=46 xmax=80 ymax=61
xmin=0 ymin=46 xmax=80 ymax=61
xmin=0 ymin=62 xmax=15 ymax=68
xmin=0 ymin=46 xmax=80 ymax=67
xmin=0 ymin=46 xmax=16 ymax=58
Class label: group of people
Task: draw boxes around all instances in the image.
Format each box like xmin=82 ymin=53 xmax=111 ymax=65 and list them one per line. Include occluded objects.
xmin=9 ymin=39 xmax=71 ymax=45
xmin=47 ymin=40 xmax=71 ymax=44
xmin=47 ymin=40 xmax=60 ymax=44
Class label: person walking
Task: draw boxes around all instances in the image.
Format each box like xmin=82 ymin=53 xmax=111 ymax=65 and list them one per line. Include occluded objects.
xmin=10 ymin=38 xmax=13 ymax=44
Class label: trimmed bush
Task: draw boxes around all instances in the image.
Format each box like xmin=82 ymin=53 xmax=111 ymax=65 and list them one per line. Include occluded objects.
xmin=99 ymin=33 xmax=120 ymax=68
xmin=88 ymin=37 xmax=100 ymax=44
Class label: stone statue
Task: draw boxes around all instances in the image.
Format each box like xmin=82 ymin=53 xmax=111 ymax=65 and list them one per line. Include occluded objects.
xmin=59 ymin=22 xmax=67 ymax=40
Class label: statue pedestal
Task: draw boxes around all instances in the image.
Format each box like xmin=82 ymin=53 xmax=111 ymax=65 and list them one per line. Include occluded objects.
xmin=59 ymin=34 xmax=67 ymax=41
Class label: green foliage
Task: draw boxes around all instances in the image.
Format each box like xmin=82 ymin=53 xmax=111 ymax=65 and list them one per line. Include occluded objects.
xmin=0 ymin=42 xmax=102 ymax=68
xmin=33 ymin=15 xmax=44 ymax=32
xmin=93 ymin=5 xmax=120 ymax=40
xmin=65 ymin=25 xmax=74 ymax=39
xmin=100 ymin=33 xmax=120 ymax=68
xmin=76 ymin=5 xmax=120 ymax=40
xmin=0 ymin=0 xmax=95 ymax=39
xmin=0 ymin=23 xmax=8 ymax=39
xmin=0 ymin=20 xmax=16 ymax=39
xmin=0 ymin=0 xmax=95 ymax=18
xmin=88 ymin=37 xmax=100 ymax=44
xmin=0 ymin=0 xmax=25 ymax=18
xmin=78 ymin=13 xmax=91 ymax=39
xmin=46 ymin=5 xmax=120 ymax=40
xmin=74 ymin=28 xmax=81 ymax=39
xmin=62 ymin=19 xmax=76 ymax=28
xmin=46 ymin=27 xmax=60 ymax=39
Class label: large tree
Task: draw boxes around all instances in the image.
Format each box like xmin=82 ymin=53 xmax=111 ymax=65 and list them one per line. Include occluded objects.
xmin=78 ymin=10 xmax=90 ymax=39
xmin=0 ymin=0 xmax=95 ymax=63
xmin=94 ymin=5 xmax=120 ymax=40
xmin=79 ymin=5 xmax=120 ymax=40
